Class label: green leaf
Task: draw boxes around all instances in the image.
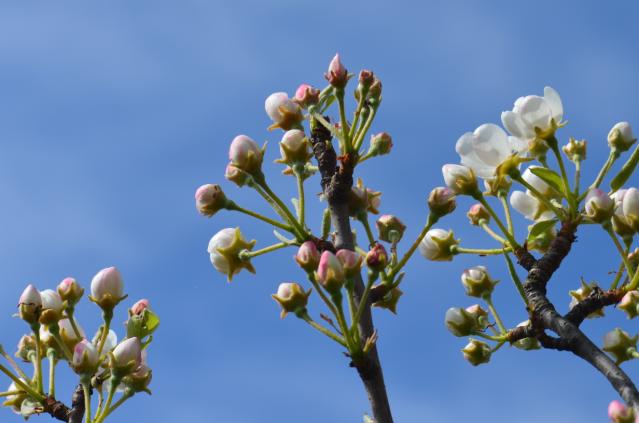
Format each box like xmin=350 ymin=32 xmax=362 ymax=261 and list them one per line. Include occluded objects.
xmin=527 ymin=219 xmax=557 ymax=240
xmin=144 ymin=310 xmax=160 ymax=334
xmin=529 ymin=167 xmax=564 ymax=195
xmin=611 ymin=145 xmax=639 ymax=191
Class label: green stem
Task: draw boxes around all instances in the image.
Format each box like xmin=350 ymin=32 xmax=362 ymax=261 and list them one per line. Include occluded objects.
xmin=605 ymin=224 xmax=635 ymax=279
xmin=475 ymin=194 xmax=521 ymax=250
xmin=359 ymin=214 xmax=377 ymax=248
xmin=348 ymin=90 xmax=368 ymax=141
xmin=96 ymin=392 xmax=132 ymax=422
xmin=345 ymin=282 xmax=358 ymax=341
xmin=352 ymin=274 xmax=376 ymax=341
xmin=299 ymin=312 xmax=347 ymax=347
xmin=95 ymin=378 xmax=118 ymax=423
xmin=474 ymin=332 xmax=507 ymax=342
xmin=491 ymin=339 xmax=507 ymax=353
xmin=611 ymin=260 xmax=626 ymax=290
xmin=0 ymin=345 xmax=30 ymax=382
xmin=0 ymin=363 xmax=45 ymax=401
xmin=574 ymin=160 xmax=582 ymax=199
xmin=499 ymin=193 xmax=514 ymax=235
xmin=590 ymin=151 xmax=618 ymax=193
xmin=503 ymin=252 xmax=528 ymax=305
xmin=49 ymin=326 xmax=73 ymax=362
xmin=47 ymin=352 xmax=56 ymax=397
xmin=485 ymin=297 xmax=506 ymax=334
xmin=254 ymin=177 xmax=307 ymax=239
xmin=389 ymin=214 xmax=438 ymax=280
xmin=306 ymin=273 xmax=341 ymax=322
xmin=295 ymin=170 xmax=306 ymax=229
xmin=240 ymin=242 xmax=290 ymax=259
xmin=332 ymin=293 xmax=354 ymax=349
xmin=453 ymin=246 xmax=512 ymax=255
xmin=549 ymin=140 xmax=576 ymax=212
xmin=335 ymin=88 xmax=352 ymax=152
xmin=32 ymin=325 xmax=43 ymax=394
xmin=227 ymin=202 xmax=293 ymax=232
xmin=353 ymin=105 xmax=378 ymax=151
xmin=0 ymin=390 xmax=21 ymax=397
xmin=357 ymin=151 xmax=375 ymax=164
xmin=479 ymin=221 xmax=507 ymax=244
xmin=66 ymin=309 xmax=83 ymax=340
xmin=82 ymin=379 xmax=92 ymax=423
xmin=97 ymin=311 xmax=113 ymax=357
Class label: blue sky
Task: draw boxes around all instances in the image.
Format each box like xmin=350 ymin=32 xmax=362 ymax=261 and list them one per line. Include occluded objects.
xmin=1 ymin=1 xmax=639 ymax=422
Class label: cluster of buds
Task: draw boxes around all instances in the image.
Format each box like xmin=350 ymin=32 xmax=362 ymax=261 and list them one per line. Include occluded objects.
xmin=4 ymin=267 xmax=159 ymax=420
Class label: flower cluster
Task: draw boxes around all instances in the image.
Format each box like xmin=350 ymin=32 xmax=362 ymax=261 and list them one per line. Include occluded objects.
xmin=2 ymin=267 xmax=159 ymax=422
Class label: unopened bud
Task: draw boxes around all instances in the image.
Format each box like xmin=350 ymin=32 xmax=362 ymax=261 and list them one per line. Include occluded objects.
xmin=224 ymin=163 xmax=251 ymax=187
xmin=367 ymin=132 xmax=393 ymax=157
xmin=608 ymin=122 xmax=636 ymax=152
xmin=130 ymin=299 xmax=150 ymax=316
xmin=467 ymin=203 xmax=490 ymax=226
xmin=428 ymin=187 xmax=456 ymax=217
xmin=295 ymin=241 xmax=321 ymax=273
xmin=208 ymin=227 xmax=256 ymax=282
xmin=461 ymin=339 xmax=491 ymax=366
xmin=229 ymin=135 xmax=263 ymax=174
xmin=276 ymin=129 xmax=313 ymax=166
xmin=111 ymin=337 xmax=142 ymax=374
xmin=461 ymin=266 xmax=498 ymax=298
xmin=265 ymin=92 xmax=304 ymax=131
xmin=562 ymin=137 xmax=587 ymax=162
xmin=418 ymin=229 xmax=459 ymax=261
xmin=316 ymin=251 xmax=345 ymax=293
xmin=569 ymin=280 xmax=604 ymax=319
xmin=123 ymin=364 xmax=153 ymax=393
xmin=442 ymin=164 xmax=478 ymax=196
xmin=18 ymin=285 xmax=42 ymax=324
xmin=57 ymin=277 xmax=84 ymax=306
xmin=293 ymin=84 xmax=320 ymax=109
xmin=90 ymin=267 xmax=125 ymax=311
xmin=195 ymin=184 xmax=228 ymax=217
xmin=375 ymin=215 xmax=406 ymax=243
xmin=15 ymin=335 xmax=36 ymax=362
xmin=325 ymin=53 xmax=348 ymax=88
xmin=365 ymin=243 xmax=388 ymax=272
xmin=584 ymin=188 xmax=614 ymax=223
xmin=71 ymin=339 xmax=99 ymax=374
xmin=619 ymin=291 xmax=639 ymax=319
xmin=336 ymin=249 xmax=363 ymax=278
xmin=445 ymin=307 xmax=479 ymax=337
xmin=603 ymin=328 xmax=638 ymax=364
xmin=608 ymin=400 xmax=636 ymax=423
xmin=39 ymin=289 xmax=64 ymax=325
xmin=272 ymin=282 xmax=311 ymax=318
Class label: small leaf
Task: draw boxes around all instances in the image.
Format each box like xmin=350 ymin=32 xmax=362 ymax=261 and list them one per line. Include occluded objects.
xmin=291 ymin=198 xmax=300 ymax=219
xmin=527 ymin=219 xmax=557 ymax=239
xmin=529 ymin=167 xmax=564 ymax=195
xmin=611 ymin=145 xmax=639 ymax=191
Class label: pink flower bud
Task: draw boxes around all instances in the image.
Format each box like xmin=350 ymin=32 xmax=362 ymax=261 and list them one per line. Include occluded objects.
xmin=57 ymin=277 xmax=84 ymax=305
xmin=112 ymin=337 xmax=142 ymax=371
xmin=428 ymin=187 xmax=457 ymax=217
xmin=316 ymin=251 xmax=345 ymax=293
xmin=293 ymin=84 xmax=320 ymax=109
xmin=224 ymin=163 xmax=251 ymax=187
xmin=359 ymin=69 xmax=374 ymax=87
xmin=608 ymin=122 xmax=636 ymax=152
xmin=277 ymin=129 xmax=313 ymax=165
xmin=467 ymin=203 xmax=490 ymax=225
xmin=229 ymin=135 xmax=263 ymax=173
xmin=336 ymin=249 xmax=363 ymax=277
xmin=325 ymin=53 xmax=348 ymax=88
xmin=366 ymin=243 xmax=388 ymax=272
xmin=195 ymin=184 xmax=228 ymax=217
xmin=265 ymin=92 xmax=303 ymax=131
xmin=18 ymin=284 xmax=42 ymax=324
xmin=130 ymin=299 xmax=150 ymax=316
xmin=90 ymin=266 xmax=124 ymax=311
xmin=72 ymin=339 xmax=99 ymax=374
xmin=295 ymin=241 xmax=321 ymax=273
xmin=608 ymin=400 xmax=635 ymax=422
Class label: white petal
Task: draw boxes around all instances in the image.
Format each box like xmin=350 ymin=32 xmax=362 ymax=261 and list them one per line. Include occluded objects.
xmin=472 ymin=124 xmax=510 ymax=165
xmin=502 ymin=111 xmax=534 ymax=139
xmin=517 ymin=96 xmax=553 ymax=132
xmin=508 ymin=136 xmax=528 ymax=154
xmin=510 ymin=191 xmax=538 ymax=220
xmin=544 ymin=86 xmax=563 ymax=122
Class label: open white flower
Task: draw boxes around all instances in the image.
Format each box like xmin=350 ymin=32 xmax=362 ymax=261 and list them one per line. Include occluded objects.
xmin=510 ymin=190 xmax=554 ymax=221
xmin=455 ymin=123 xmax=527 ymax=179
xmin=501 ymin=86 xmax=563 ymax=140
